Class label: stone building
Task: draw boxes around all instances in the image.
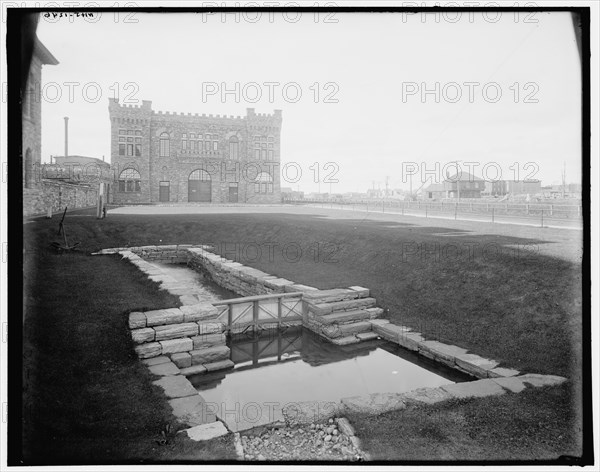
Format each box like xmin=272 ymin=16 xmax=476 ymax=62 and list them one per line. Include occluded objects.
xmin=22 ymin=36 xmax=58 ymax=190
xmin=108 ymin=98 xmax=282 ymax=204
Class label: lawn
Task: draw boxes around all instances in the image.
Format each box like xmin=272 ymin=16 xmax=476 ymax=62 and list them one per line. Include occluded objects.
xmin=19 ymin=208 xmax=585 ymax=463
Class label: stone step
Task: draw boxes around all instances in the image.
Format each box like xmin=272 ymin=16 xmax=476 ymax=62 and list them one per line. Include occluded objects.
xmin=322 ymin=320 xmax=373 ymax=339
xmin=190 ymin=345 xmax=231 ymax=366
xmin=308 ymin=297 xmax=377 ymax=316
xmin=318 ymin=309 xmax=372 ymax=325
xmin=302 ymin=288 xmax=362 ymax=304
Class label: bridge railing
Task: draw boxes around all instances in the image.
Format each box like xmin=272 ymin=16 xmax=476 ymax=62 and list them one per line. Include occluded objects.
xmin=213 ymin=292 xmax=305 ymax=333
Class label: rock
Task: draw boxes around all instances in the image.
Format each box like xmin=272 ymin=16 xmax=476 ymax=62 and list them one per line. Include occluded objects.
xmin=131 ymin=327 xmax=155 ymax=344
xmin=179 ymin=364 xmax=208 ymax=376
xmin=184 ymin=421 xmax=228 ymax=441
xmin=128 ymin=312 xmax=146 ymax=329
xmin=197 ymin=322 xmax=225 ymax=335
xmin=152 ymin=375 xmax=197 ymax=399
xmin=324 ymin=434 xmax=332 ymax=442
xmin=492 ymin=376 xmax=527 ymax=393
xmin=341 ymin=393 xmax=406 ymax=415
xmin=488 ymin=367 xmax=520 ymax=378
xmin=148 ymin=361 xmax=180 ymax=377
xmin=257 ymin=454 xmax=266 ymax=461
xmin=134 ymin=342 xmax=162 ymax=359
xmin=191 ymin=332 xmax=226 ymax=349
xmin=282 ymin=401 xmax=342 ymax=424
xmin=159 ymin=337 xmax=193 ymax=355
xmin=170 ymin=352 xmax=192 ymax=369
xmin=180 ymin=304 xmax=218 ymax=322
xmin=441 ymin=379 xmax=506 ymax=399
xmin=517 ymin=373 xmax=567 ymax=387
xmin=169 ymin=394 xmax=216 ymax=425
xmin=145 ymin=308 xmax=184 ymax=327
xmin=204 ymin=359 xmax=235 ymax=372
xmin=154 ymin=322 xmax=199 ymax=341
xmin=190 ymin=345 xmax=230 ymax=364
xmin=454 ymin=353 xmax=499 ymax=378
xmin=401 ymin=387 xmax=454 ymax=405
xmin=142 ymin=355 xmax=170 ymax=366
xmin=336 ymin=417 xmax=355 ymax=437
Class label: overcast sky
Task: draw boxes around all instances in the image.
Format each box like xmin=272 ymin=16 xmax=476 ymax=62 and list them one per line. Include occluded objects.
xmin=36 ymin=9 xmax=582 ymax=194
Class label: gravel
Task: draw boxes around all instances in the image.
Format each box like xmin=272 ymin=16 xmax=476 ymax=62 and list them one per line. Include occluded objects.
xmin=240 ymin=418 xmax=365 ymax=461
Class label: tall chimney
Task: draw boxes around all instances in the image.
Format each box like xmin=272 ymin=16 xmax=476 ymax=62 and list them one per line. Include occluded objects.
xmin=64 ymin=116 xmax=69 ymax=158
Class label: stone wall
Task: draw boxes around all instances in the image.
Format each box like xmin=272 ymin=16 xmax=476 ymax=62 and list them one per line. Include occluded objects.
xmin=23 ymin=179 xmax=99 ymax=216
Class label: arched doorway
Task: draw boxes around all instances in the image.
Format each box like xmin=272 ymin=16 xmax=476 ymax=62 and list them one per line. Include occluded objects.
xmin=188 ymin=169 xmax=211 ymax=202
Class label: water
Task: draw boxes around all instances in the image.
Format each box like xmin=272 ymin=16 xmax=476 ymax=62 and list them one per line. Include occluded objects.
xmin=190 ymin=327 xmax=472 ymax=410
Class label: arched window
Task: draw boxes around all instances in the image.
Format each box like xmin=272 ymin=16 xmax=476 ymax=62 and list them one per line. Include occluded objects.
xmin=229 ymin=136 xmax=239 ymax=160
xmin=159 ymin=132 xmax=170 ymax=157
xmin=118 ymin=168 xmax=141 ymax=192
xmin=189 ymin=169 xmax=211 ymax=181
xmin=255 ymin=172 xmax=273 ymax=194
xmin=24 ymin=148 xmax=32 ymax=188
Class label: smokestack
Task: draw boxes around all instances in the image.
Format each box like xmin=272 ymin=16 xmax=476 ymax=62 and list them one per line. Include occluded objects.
xmin=64 ymin=116 xmax=69 ymax=158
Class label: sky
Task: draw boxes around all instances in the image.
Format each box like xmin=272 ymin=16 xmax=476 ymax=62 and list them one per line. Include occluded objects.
xmin=36 ymin=9 xmax=583 ymax=194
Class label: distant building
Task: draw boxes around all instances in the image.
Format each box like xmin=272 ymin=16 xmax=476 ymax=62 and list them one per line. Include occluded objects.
xmin=483 ymin=179 xmax=542 ymax=196
xmin=423 ymin=172 xmax=485 ymax=199
xmin=109 ymin=98 xmax=282 ymax=204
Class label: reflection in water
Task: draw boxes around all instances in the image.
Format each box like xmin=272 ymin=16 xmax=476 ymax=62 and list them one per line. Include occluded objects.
xmin=190 ymin=327 xmax=473 ymax=406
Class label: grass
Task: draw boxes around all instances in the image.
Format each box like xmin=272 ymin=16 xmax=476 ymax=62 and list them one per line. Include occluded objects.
xmin=22 ymin=238 xmax=236 ymax=464
xmin=348 ymin=383 xmax=582 ymax=462
xmin=20 ymin=208 xmax=584 ymax=462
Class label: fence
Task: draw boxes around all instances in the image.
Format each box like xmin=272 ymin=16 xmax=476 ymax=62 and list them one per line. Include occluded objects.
xmin=213 ymin=292 xmax=305 ymax=333
xmin=285 ymin=199 xmax=583 ymax=227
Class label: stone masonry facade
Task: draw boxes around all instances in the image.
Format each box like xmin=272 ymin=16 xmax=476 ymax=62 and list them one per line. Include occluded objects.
xmin=109 ymin=98 xmax=283 ymax=204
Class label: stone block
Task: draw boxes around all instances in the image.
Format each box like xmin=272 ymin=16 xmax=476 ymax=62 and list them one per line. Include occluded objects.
xmin=401 ymin=387 xmax=454 ymax=405
xmin=180 ymin=295 xmax=200 ymax=306
xmin=517 ymin=374 xmax=567 ymax=387
xmin=180 ymin=364 xmax=208 ymax=376
xmin=263 ymin=277 xmax=295 ymax=292
xmin=183 ymin=421 xmax=229 ymax=441
xmin=282 ymin=401 xmax=342 ymax=424
xmin=327 ymin=335 xmax=360 ymax=346
xmin=169 ymin=395 xmax=216 ymax=426
xmin=142 ymin=355 xmax=170 ymax=366
xmin=204 ymin=359 xmax=235 ymax=372
xmin=134 ymin=342 xmax=162 ymax=359
xmin=492 ymin=376 xmax=527 ymax=393
xmin=284 ymin=283 xmax=318 ymax=293
xmin=171 ymin=352 xmax=192 ymax=369
xmin=356 ymin=332 xmax=379 ymax=341
xmin=488 ymin=367 xmax=520 ymax=378
xmin=190 ymin=345 xmax=230 ymax=365
xmin=303 ymin=289 xmax=358 ymax=304
xmin=148 ymin=361 xmax=181 ymax=377
xmin=131 ymin=327 xmax=155 ymax=344
xmin=336 ymin=417 xmax=355 ymax=437
xmin=154 ymin=322 xmax=199 ymax=341
xmin=341 ymin=393 xmax=406 ymax=416
xmin=455 ymin=354 xmax=499 ymax=378
xmin=145 ymin=309 xmax=184 ymax=327
xmin=152 ymin=375 xmax=197 ymax=399
xmin=128 ymin=312 xmax=146 ymax=329
xmin=418 ymin=341 xmax=468 ymax=363
xmin=159 ymin=338 xmax=193 ymax=355
xmin=191 ymin=333 xmax=226 ymax=349
xmin=366 ymin=307 xmax=385 ymax=319
xmin=180 ymin=303 xmax=218 ymax=322
xmin=441 ymin=379 xmax=506 ymax=399
xmin=348 ymin=286 xmax=370 ymax=297
xmin=197 ymin=322 xmax=225 ymax=335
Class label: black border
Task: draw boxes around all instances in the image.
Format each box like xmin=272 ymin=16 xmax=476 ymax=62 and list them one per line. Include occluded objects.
xmin=6 ymin=5 xmax=593 ymax=467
